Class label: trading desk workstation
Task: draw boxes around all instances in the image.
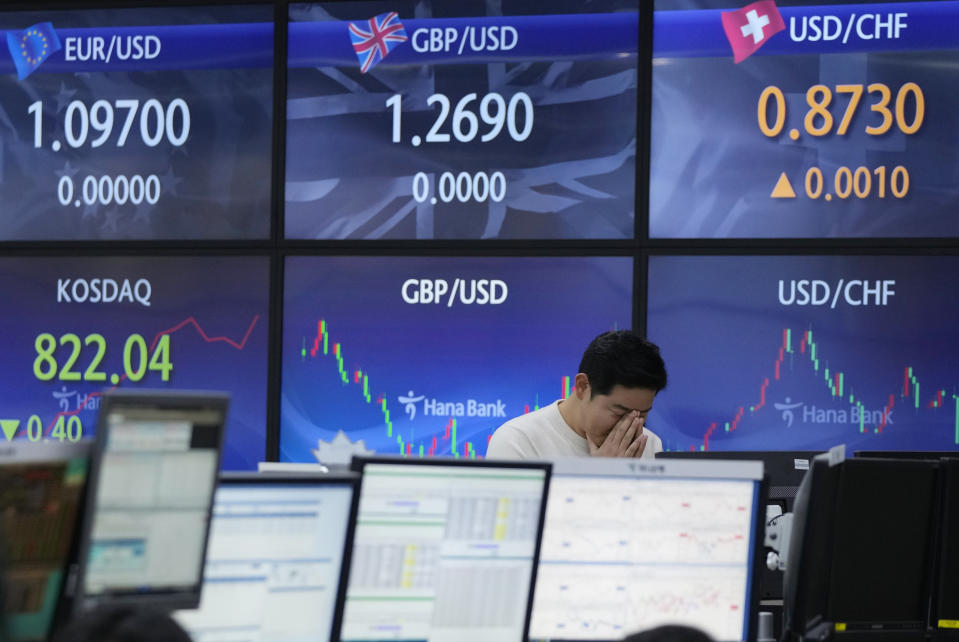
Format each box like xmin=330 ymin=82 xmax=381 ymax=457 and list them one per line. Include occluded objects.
xmin=1 ymin=390 xmax=957 ymax=641
xmin=3 ymin=0 xmax=959 ymax=640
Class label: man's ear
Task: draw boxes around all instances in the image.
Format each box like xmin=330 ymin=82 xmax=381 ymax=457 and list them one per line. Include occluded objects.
xmin=573 ymin=373 xmax=590 ymax=400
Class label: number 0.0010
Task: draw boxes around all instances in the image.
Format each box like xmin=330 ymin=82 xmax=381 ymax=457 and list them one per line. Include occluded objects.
xmin=805 ymin=165 xmax=909 ymax=199
xmin=58 ymin=175 xmax=160 ymax=207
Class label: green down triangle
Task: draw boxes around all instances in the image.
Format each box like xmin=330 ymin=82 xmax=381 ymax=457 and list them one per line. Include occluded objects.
xmin=0 ymin=420 xmax=19 ymax=442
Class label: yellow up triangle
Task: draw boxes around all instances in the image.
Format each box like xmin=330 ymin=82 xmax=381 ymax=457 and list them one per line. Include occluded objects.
xmin=771 ymin=172 xmax=796 ymax=199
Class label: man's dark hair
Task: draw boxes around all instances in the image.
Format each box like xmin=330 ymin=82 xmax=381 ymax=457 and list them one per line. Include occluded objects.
xmin=51 ymin=605 xmax=193 ymax=642
xmin=578 ymin=331 xmax=667 ymax=397
xmin=624 ymin=624 xmax=715 ymax=642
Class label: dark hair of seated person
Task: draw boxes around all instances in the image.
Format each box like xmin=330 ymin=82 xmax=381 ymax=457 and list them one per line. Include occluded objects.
xmin=51 ymin=605 xmax=193 ymax=642
xmin=624 ymin=624 xmax=715 ymax=642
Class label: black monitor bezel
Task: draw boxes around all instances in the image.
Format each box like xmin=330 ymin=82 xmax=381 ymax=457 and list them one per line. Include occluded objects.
xmin=855 ymin=450 xmax=959 ymax=460
xmin=932 ymin=458 xmax=959 ymax=639
xmin=827 ymin=457 xmax=938 ymax=636
xmin=331 ymin=455 xmax=552 ymax=642
xmin=656 ymin=450 xmax=822 ymax=509
xmin=70 ymin=389 xmax=229 ymax=614
xmin=784 ymin=454 xmax=942 ymax=641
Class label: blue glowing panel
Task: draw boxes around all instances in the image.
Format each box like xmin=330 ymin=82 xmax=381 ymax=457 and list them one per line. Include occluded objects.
xmin=0 ymin=256 xmax=269 ymax=469
xmin=0 ymin=6 xmax=273 ymax=240
xmin=651 ymin=0 xmax=959 ymax=238
xmin=646 ymin=255 xmax=959 ymax=453
xmin=280 ymin=255 xmax=632 ymax=460
xmin=286 ymin=0 xmax=638 ymax=239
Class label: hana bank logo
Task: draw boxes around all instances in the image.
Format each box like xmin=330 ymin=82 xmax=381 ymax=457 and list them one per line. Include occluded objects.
xmin=398 ymin=390 xmax=426 ymax=420
xmin=774 ymin=397 xmax=803 ymax=428
xmin=721 ymin=0 xmax=785 ymax=63
xmin=349 ymin=12 xmax=408 ymax=73
xmin=6 ymin=22 xmax=61 ymax=80
xmin=774 ymin=397 xmax=893 ymax=427
xmin=397 ymin=390 xmax=507 ymax=420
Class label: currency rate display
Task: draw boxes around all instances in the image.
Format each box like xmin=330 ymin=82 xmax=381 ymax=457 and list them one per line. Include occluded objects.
xmin=0 ymin=6 xmax=273 ymax=240
xmin=646 ymin=255 xmax=959 ymax=453
xmin=0 ymin=256 xmax=270 ymax=469
xmin=280 ymin=255 xmax=632 ymax=461
xmin=650 ymin=0 xmax=959 ymax=238
xmin=286 ymin=1 xmax=638 ymax=240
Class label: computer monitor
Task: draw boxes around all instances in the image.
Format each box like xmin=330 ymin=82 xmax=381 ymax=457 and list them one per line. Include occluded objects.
xmin=933 ymin=458 xmax=959 ymax=640
xmin=528 ymin=457 xmax=765 ymax=642
xmin=71 ymin=390 xmax=228 ymax=613
xmin=174 ymin=472 xmax=358 ymax=641
xmin=335 ymin=457 xmax=551 ymax=642
xmin=657 ymin=451 xmax=821 ymax=512
xmin=0 ymin=441 xmax=91 ymax=641
xmin=855 ymin=451 xmax=959 ymax=461
xmin=657 ymin=450 xmax=822 ymax=608
xmin=783 ymin=455 xmax=938 ymax=641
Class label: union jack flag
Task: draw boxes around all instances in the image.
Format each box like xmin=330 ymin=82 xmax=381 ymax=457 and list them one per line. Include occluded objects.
xmin=348 ymin=12 xmax=408 ymax=74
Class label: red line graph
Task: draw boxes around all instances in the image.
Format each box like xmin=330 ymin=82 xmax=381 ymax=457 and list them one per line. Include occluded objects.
xmin=44 ymin=315 xmax=260 ymax=437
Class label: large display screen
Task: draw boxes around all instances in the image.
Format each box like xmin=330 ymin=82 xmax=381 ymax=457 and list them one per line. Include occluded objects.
xmin=0 ymin=5 xmax=273 ymax=240
xmin=280 ymin=255 xmax=632 ymax=461
xmin=646 ymin=255 xmax=959 ymax=453
xmin=0 ymin=256 xmax=269 ymax=469
xmin=286 ymin=1 xmax=638 ymax=240
xmin=650 ymin=0 xmax=959 ymax=238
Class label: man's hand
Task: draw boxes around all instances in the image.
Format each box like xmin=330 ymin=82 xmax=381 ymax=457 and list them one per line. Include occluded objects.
xmin=588 ymin=411 xmax=648 ymax=458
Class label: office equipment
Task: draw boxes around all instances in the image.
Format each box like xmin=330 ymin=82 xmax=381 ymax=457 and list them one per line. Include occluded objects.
xmin=0 ymin=441 xmax=91 ymax=641
xmin=528 ymin=457 xmax=765 ymax=641
xmin=335 ymin=457 xmax=551 ymax=642
xmin=783 ymin=454 xmax=937 ymax=641
xmin=855 ymin=451 xmax=959 ymax=461
xmin=657 ymin=451 xmax=818 ymax=513
xmin=657 ymin=450 xmax=819 ymax=607
xmin=174 ymin=472 xmax=357 ymax=641
xmin=71 ymin=390 xmax=227 ymax=613
xmin=933 ymin=457 xmax=959 ymax=640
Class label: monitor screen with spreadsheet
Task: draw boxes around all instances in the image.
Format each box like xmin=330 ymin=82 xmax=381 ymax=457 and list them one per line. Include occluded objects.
xmin=0 ymin=441 xmax=91 ymax=641
xmin=71 ymin=390 xmax=227 ymax=612
xmin=335 ymin=457 xmax=551 ymax=642
xmin=174 ymin=473 xmax=357 ymax=641
xmin=528 ymin=458 xmax=765 ymax=642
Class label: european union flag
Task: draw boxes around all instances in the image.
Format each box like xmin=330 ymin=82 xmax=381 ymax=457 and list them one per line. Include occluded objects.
xmin=6 ymin=23 xmax=61 ymax=80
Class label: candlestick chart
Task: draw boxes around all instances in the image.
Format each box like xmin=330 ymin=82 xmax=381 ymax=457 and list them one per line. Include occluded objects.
xmin=279 ymin=255 xmax=632 ymax=461
xmin=647 ymin=255 xmax=959 ymax=453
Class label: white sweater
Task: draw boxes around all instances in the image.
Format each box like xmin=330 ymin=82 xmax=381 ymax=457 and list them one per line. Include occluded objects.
xmin=485 ymin=400 xmax=662 ymax=460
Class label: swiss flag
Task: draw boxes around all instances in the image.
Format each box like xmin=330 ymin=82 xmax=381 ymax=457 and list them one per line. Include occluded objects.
xmin=721 ymin=0 xmax=785 ymax=63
